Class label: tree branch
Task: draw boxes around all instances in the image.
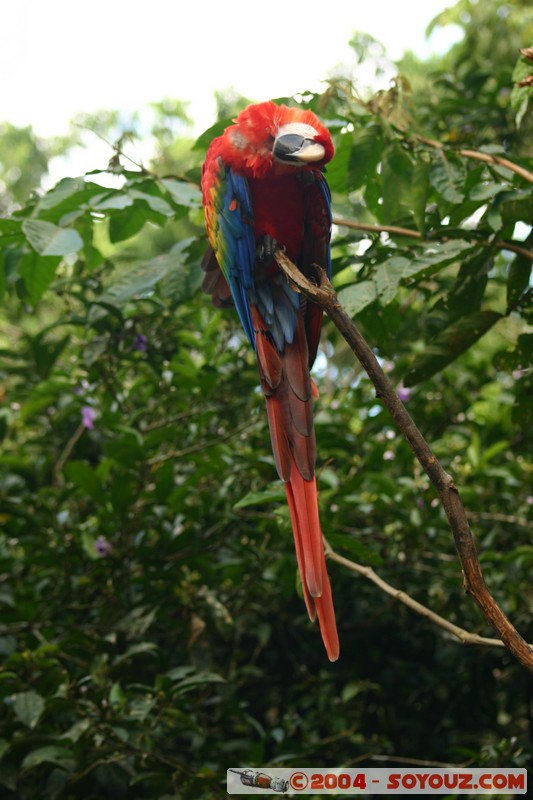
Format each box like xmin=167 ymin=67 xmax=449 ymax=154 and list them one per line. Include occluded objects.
xmin=457 ymin=149 xmax=533 ymax=185
xmin=274 ymin=249 xmax=533 ymax=673
xmin=332 ymin=215 xmax=421 ymax=239
xmin=147 ymin=419 xmax=255 ymax=465
xmin=53 ymin=422 xmax=85 ymax=483
xmin=323 ymin=538 xmax=531 ymax=649
xmin=416 ymin=135 xmax=533 ymax=185
xmin=331 ymin=215 xmax=533 ymax=263
xmin=469 ymin=510 xmax=533 ymax=530
xmin=495 ymin=240 xmax=533 ymax=262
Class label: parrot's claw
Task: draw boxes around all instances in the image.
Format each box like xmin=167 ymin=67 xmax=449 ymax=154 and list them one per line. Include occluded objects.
xmin=257 ymin=235 xmax=285 ymax=262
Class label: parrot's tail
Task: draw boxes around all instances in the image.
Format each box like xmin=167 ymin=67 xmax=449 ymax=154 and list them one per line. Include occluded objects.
xmin=251 ymin=304 xmax=339 ymax=660
xmin=285 ymin=465 xmax=339 ymax=662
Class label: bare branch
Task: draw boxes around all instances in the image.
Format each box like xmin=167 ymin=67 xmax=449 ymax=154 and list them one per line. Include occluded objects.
xmin=53 ymin=422 xmax=85 ymax=483
xmin=147 ymin=419 xmax=256 ymax=465
xmin=469 ymin=511 xmax=533 ymax=530
xmin=332 ymin=215 xmax=421 ymax=239
xmin=495 ymin=240 xmax=533 ymax=262
xmin=417 ymin=135 xmax=533 ymax=185
xmin=458 ymin=149 xmax=533 ymax=185
xmin=323 ymin=538 xmax=530 ymax=649
xmin=274 ymin=249 xmax=533 ymax=673
xmin=331 ymin=214 xmax=533 ymax=263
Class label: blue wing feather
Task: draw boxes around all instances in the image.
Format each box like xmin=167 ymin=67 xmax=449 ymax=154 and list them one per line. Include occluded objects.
xmin=210 ymin=164 xmax=257 ymax=347
xmin=317 ymin=173 xmax=333 ymax=281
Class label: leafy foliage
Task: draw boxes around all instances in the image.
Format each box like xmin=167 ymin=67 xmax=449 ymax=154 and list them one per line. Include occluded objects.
xmin=0 ymin=5 xmax=532 ymax=797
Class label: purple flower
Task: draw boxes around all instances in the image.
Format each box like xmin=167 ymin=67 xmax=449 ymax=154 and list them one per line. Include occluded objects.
xmin=383 ymin=449 xmax=395 ymax=461
xmin=397 ymin=386 xmax=412 ymax=403
xmin=133 ymin=333 xmax=148 ymax=352
xmin=81 ymin=406 xmax=96 ymax=430
xmin=95 ymin=536 xmax=112 ymax=557
xmin=416 ymin=497 xmax=425 ymax=509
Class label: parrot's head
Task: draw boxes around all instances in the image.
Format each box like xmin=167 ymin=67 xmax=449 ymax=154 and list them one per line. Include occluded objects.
xmin=216 ymin=101 xmax=334 ymax=178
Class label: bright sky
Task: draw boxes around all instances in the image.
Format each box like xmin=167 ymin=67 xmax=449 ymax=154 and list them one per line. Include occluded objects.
xmin=3 ymin=0 xmax=460 ymax=133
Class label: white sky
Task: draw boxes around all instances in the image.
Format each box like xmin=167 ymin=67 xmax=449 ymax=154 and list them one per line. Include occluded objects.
xmin=2 ymin=0 xmax=461 ymax=178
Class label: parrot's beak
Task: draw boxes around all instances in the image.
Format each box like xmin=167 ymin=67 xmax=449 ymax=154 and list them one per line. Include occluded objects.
xmin=273 ymin=123 xmax=326 ymax=163
xmin=273 ymin=134 xmax=325 ymax=163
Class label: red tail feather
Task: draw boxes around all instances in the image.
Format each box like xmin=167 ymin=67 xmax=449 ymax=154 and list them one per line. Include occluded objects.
xmin=285 ymin=465 xmax=323 ymax=597
xmin=285 ymin=461 xmax=339 ymax=662
xmin=253 ymin=308 xmax=339 ymax=660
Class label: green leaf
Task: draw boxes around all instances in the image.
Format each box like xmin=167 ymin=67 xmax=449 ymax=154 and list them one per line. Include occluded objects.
xmin=35 ymin=177 xmax=87 ymax=211
xmin=0 ymin=219 xmax=23 ymax=246
xmin=108 ymin=206 xmax=149 ymax=243
xmin=323 ymin=132 xmax=352 ymax=193
xmin=94 ymin=193 xmax=133 ymax=211
xmin=512 ymin=373 xmax=533 ymax=428
xmin=447 ymin=248 xmax=493 ymax=319
xmin=19 ymin=392 xmax=56 ymax=423
xmin=97 ymin=246 xmax=193 ymax=309
xmin=129 ymin=188 xmax=173 ymax=216
xmin=22 ymin=745 xmax=74 ymax=770
xmin=172 ymin=670 xmax=225 ymax=693
xmin=193 ymin=118 xmax=231 ymax=152
xmin=381 ymin=144 xmax=415 ymax=224
xmin=511 ymin=55 xmax=533 ymax=129
xmin=104 ymin=427 xmax=145 ymax=464
xmin=373 ymin=240 xmax=474 ymax=305
xmin=411 ymin=158 xmax=430 ymax=231
xmin=61 ymin=717 xmax=92 ymax=743
xmin=343 ymin=681 xmax=375 ymax=702
xmin=166 ymin=665 xmax=196 ymax=682
xmin=112 ymin=642 xmax=158 ymax=666
xmin=234 ymin=486 xmax=286 ymax=508
xmin=469 ymin=181 xmax=507 ymax=201
xmin=374 ymin=257 xmax=411 ymax=305
xmin=0 ymin=251 xmax=7 ymax=302
xmin=0 ymin=591 xmax=14 ymax=608
xmin=12 ymin=690 xmax=45 ymax=728
xmin=22 ymin=219 xmax=83 ymax=256
xmin=337 ymin=280 xmax=378 ymax=316
xmin=379 ymin=144 xmax=429 ymax=230
xmin=404 ymin=310 xmax=502 ymax=386
xmin=80 ymin=530 xmax=101 ymax=560
xmin=159 ymin=179 xmax=202 ymax=209
xmin=160 ymin=239 xmax=204 ymax=303
xmin=18 ymin=251 xmax=61 ymax=303
xmin=348 ymin=125 xmax=383 ymax=190
xmin=64 ymin=460 xmax=106 ymax=504
xmin=109 ymin=682 xmax=126 ymax=707
xmin=430 ymin=155 xmax=466 ymax=204
xmin=500 ymin=194 xmax=533 ymax=227
xmin=507 ymin=253 xmax=532 ymax=310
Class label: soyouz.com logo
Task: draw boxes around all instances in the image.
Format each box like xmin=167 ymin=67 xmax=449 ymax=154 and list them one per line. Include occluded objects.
xmin=227 ymin=767 xmax=527 ymax=794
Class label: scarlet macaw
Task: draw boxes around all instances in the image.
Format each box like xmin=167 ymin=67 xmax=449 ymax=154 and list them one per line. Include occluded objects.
xmin=201 ymin=101 xmax=339 ymax=661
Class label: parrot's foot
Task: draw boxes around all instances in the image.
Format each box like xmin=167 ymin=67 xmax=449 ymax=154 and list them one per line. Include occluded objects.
xmin=257 ymin=235 xmax=285 ymax=262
